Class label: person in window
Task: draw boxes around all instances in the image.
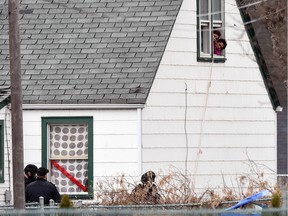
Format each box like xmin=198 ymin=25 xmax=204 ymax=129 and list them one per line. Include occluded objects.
xmin=213 ymin=30 xmax=221 ymax=42
xmin=24 ymin=164 xmax=38 ymax=188
xmin=214 ymin=38 xmax=227 ymax=56
xmin=25 ymin=167 xmax=61 ymax=205
xmin=130 ymin=171 xmax=161 ymax=204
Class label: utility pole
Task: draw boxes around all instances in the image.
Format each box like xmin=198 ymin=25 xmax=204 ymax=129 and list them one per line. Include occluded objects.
xmin=8 ymin=0 xmax=25 ymax=209
xmin=285 ymin=0 xmax=288 ymax=211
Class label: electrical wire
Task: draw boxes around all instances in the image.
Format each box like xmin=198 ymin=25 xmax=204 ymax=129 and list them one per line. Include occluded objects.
xmin=184 ymin=82 xmax=188 ymax=178
xmin=0 ymin=0 xmax=285 ymax=37
xmin=197 ymin=1 xmax=285 ymax=30
xmin=198 ymin=0 xmax=269 ymax=18
xmin=2 ymin=0 xmax=283 ymax=28
xmin=242 ymin=7 xmax=285 ymax=25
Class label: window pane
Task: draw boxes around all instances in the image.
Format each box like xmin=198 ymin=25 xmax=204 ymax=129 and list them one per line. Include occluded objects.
xmin=201 ymin=24 xmax=211 ymax=54
xmin=51 ymin=159 xmax=88 ymax=194
xmin=50 ymin=124 xmax=88 ymax=159
xmin=212 ymin=0 xmax=221 ymax=21
xmin=49 ymin=124 xmax=89 ymax=194
xmin=200 ymin=0 xmax=209 ymax=20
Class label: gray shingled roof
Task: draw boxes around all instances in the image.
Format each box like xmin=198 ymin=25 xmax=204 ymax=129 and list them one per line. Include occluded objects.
xmin=0 ymin=0 xmax=182 ymax=104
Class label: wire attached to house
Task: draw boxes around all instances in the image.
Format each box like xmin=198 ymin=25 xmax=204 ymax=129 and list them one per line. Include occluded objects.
xmin=184 ymin=82 xmax=189 ymax=200
xmin=184 ymin=82 xmax=188 ymax=177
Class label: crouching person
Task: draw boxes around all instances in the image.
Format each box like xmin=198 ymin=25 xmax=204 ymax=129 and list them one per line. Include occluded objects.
xmin=131 ymin=171 xmax=161 ymax=204
xmin=25 ymin=167 xmax=61 ymax=205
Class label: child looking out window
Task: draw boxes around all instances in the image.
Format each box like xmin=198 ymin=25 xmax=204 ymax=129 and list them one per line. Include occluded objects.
xmin=213 ymin=30 xmax=227 ymax=56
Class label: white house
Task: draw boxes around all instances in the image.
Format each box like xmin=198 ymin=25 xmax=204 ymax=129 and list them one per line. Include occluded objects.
xmin=0 ymin=0 xmax=279 ymax=203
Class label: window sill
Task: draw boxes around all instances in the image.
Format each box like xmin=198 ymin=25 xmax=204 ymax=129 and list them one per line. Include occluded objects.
xmin=197 ymin=55 xmax=226 ymax=63
xmin=64 ymin=194 xmax=93 ymax=200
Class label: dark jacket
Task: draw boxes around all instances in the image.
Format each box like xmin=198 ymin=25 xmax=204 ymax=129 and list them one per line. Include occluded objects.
xmin=24 ymin=176 xmax=36 ymax=188
xmin=25 ymin=178 xmax=61 ymax=205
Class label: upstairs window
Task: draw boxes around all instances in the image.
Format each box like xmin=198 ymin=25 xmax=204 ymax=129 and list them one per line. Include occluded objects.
xmin=197 ymin=0 xmax=226 ymax=62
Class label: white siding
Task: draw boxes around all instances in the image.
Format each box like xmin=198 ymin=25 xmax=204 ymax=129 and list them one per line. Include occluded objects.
xmin=22 ymin=109 xmax=139 ymax=177
xmin=0 ymin=109 xmax=140 ymax=203
xmin=1 ymin=108 xmax=140 ymax=203
xmin=0 ymin=0 xmax=278 ymax=203
xmin=142 ymin=0 xmax=277 ymax=191
xmin=0 ymin=108 xmax=12 ymax=205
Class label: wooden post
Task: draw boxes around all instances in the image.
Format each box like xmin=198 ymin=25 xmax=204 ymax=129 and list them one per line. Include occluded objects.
xmin=286 ymin=0 xmax=288 ymax=212
xmin=8 ymin=0 xmax=25 ymax=209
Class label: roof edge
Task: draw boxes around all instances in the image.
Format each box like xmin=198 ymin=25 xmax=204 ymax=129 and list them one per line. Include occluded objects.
xmin=18 ymin=103 xmax=145 ymax=110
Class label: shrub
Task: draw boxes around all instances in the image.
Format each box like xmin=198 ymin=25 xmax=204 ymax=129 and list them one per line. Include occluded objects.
xmin=59 ymin=194 xmax=74 ymax=208
xmin=271 ymin=191 xmax=281 ymax=208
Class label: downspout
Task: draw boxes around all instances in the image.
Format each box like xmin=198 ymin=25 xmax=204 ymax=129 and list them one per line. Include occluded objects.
xmin=137 ymin=108 xmax=143 ymax=175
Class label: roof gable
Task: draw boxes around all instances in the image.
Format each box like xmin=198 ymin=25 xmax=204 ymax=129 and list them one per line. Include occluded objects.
xmin=0 ymin=0 xmax=183 ymax=104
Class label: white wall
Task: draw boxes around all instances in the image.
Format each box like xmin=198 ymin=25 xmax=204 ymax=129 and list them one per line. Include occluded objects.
xmin=0 ymin=0 xmax=277 ymax=203
xmin=0 ymin=107 xmax=12 ymax=205
xmin=0 ymin=108 xmax=140 ymax=203
xmin=142 ymin=0 xmax=277 ymax=192
xmin=22 ymin=109 xmax=139 ymax=177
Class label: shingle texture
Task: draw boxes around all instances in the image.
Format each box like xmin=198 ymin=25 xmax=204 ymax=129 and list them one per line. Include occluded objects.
xmin=0 ymin=0 xmax=182 ymax=104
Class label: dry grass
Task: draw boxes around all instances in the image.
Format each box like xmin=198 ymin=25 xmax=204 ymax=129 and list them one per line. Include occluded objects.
xmin=93 ymin=163 xmax=281 ymax=209
xmin=95 ymin=174 xmax=135 ymax=205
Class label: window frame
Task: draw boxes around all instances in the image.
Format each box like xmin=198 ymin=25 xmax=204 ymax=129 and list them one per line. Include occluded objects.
xmin=0 ymin=120 xmax=4 ymax=183
xmin=197 ymin=0 xmax=226 ymax=62
xmin=41 ymin=116 xmax=93 ymax=199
